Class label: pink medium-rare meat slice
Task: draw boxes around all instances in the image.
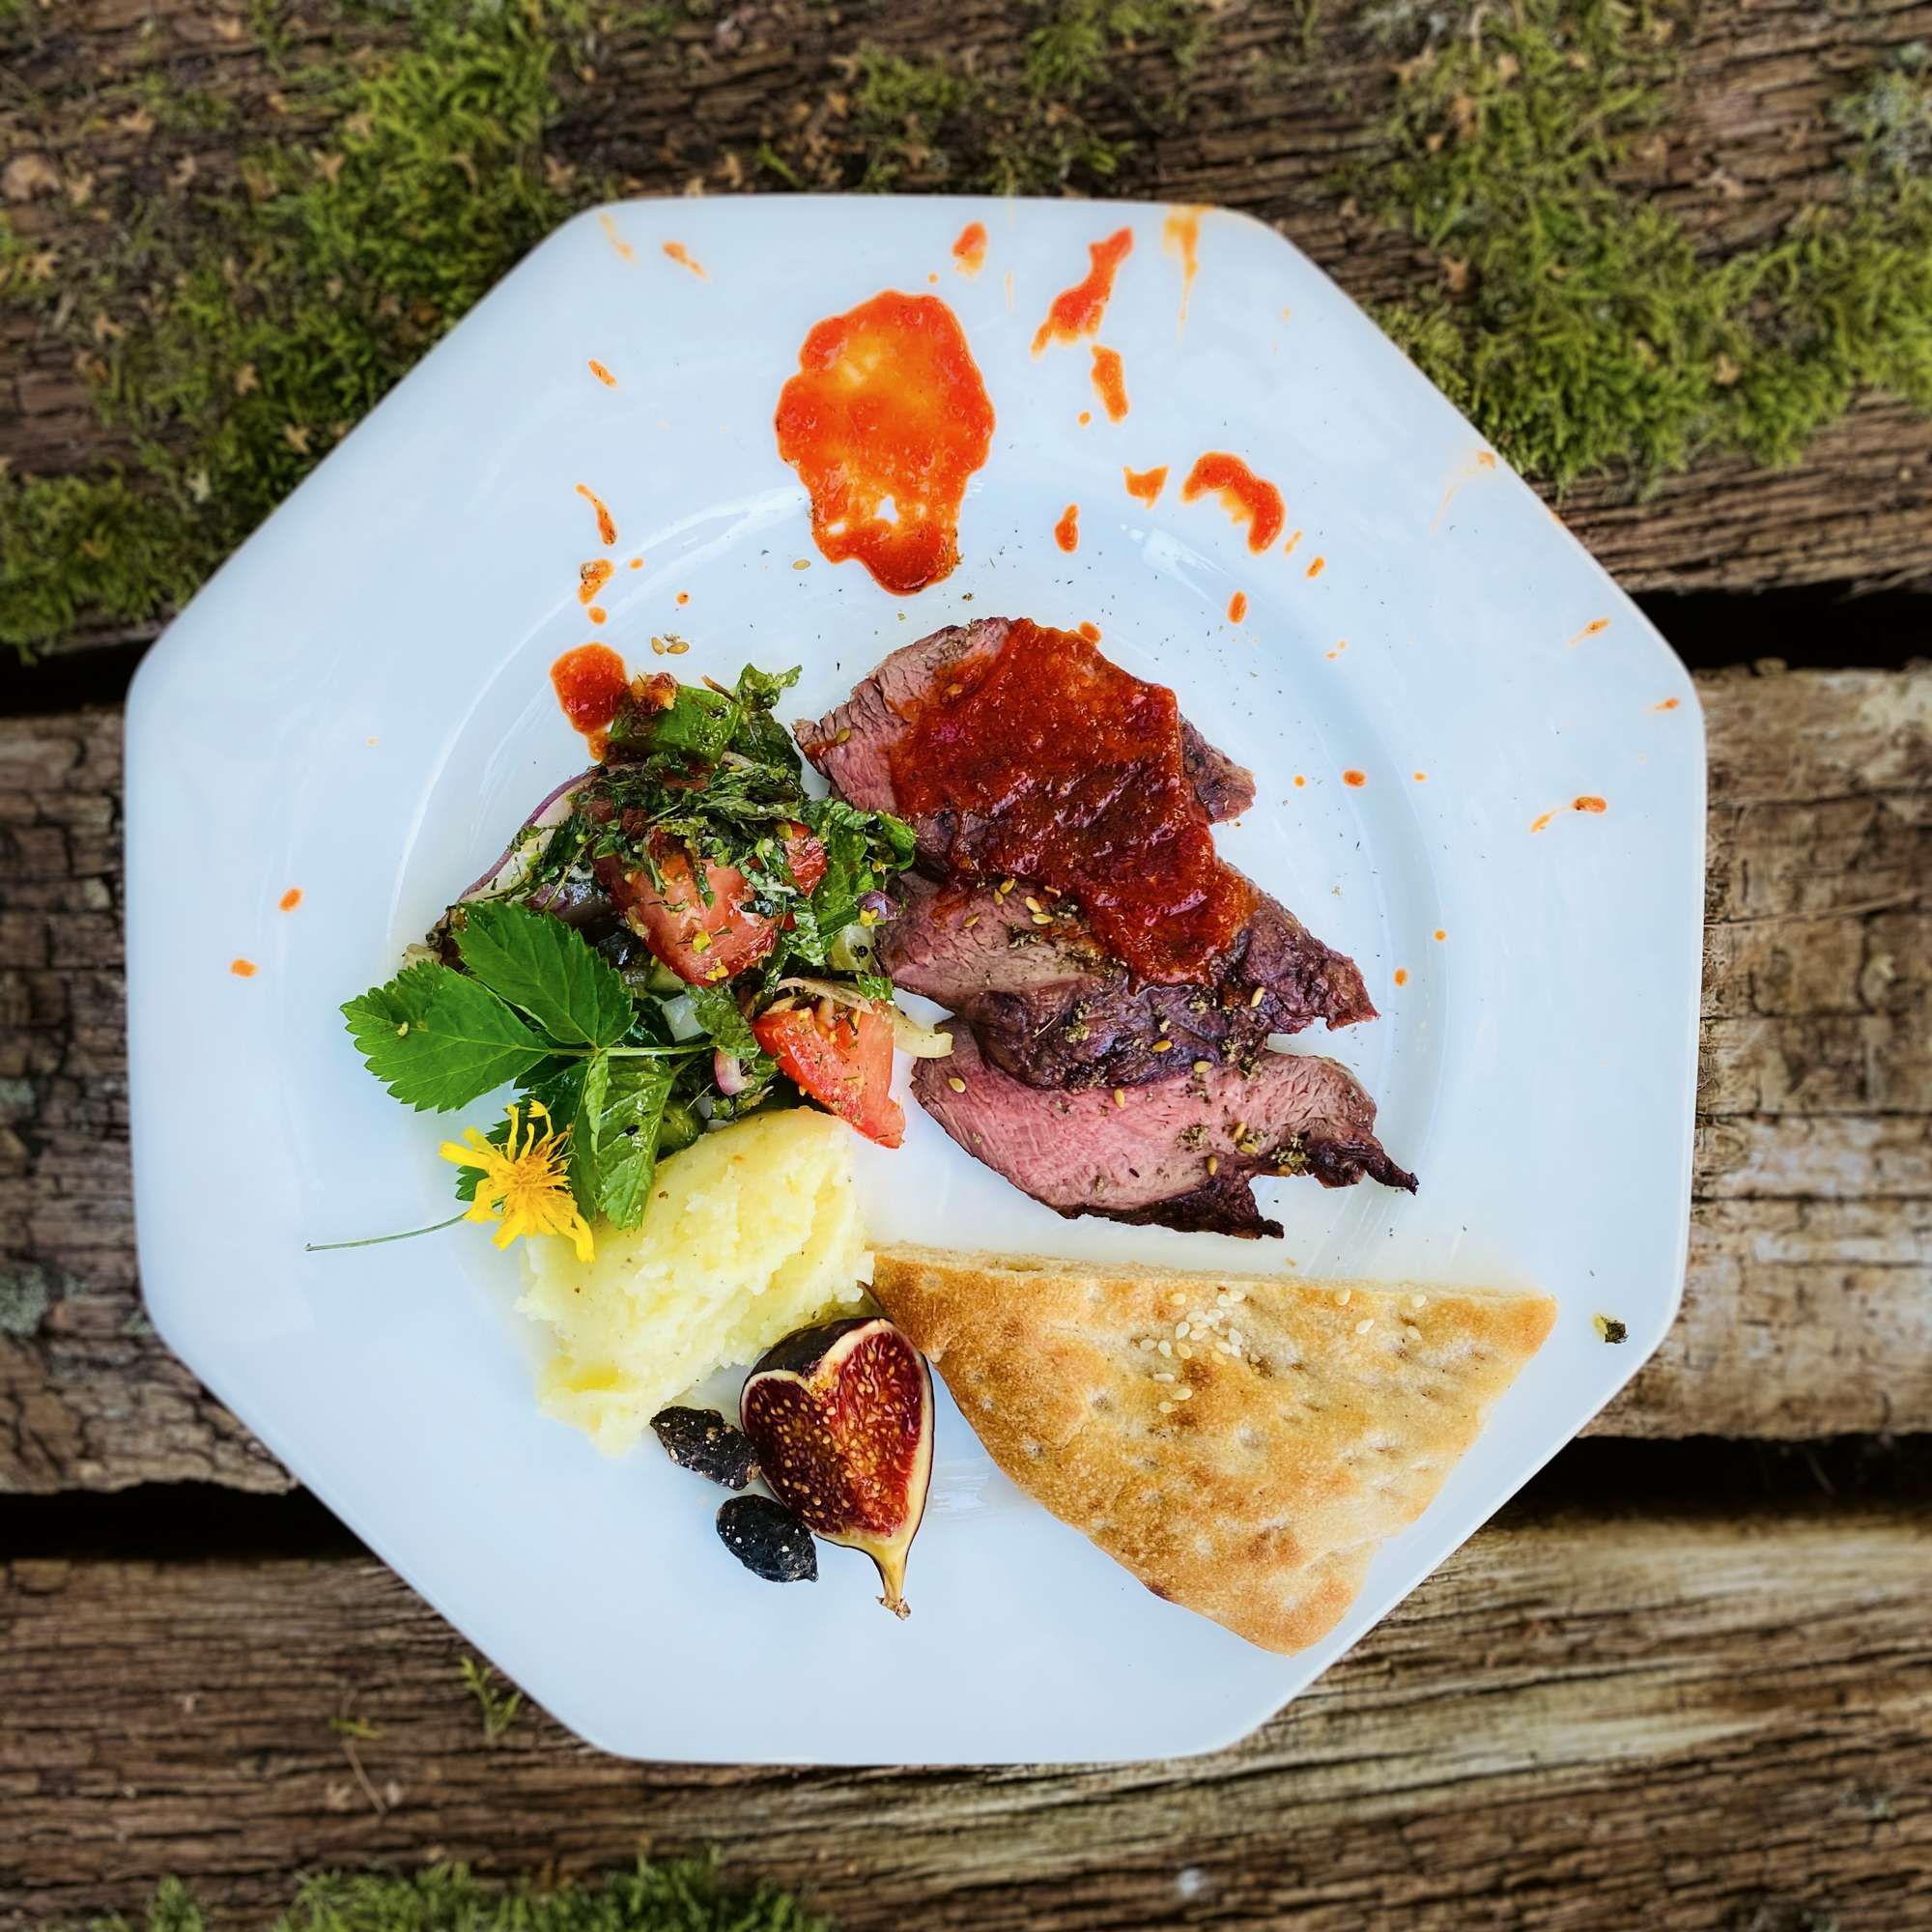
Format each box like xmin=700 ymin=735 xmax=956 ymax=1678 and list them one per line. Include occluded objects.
xmin=795 ymin=619 xmax=1256 ymax=851
xmin=880 ymin=872 xmax=1377 ymax=1089
xmin=911 ymin=1024 xmax=1417 ymax=1239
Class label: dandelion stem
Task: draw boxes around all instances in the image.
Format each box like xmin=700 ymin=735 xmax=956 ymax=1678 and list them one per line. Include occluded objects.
xmin=305 ymin=1211 xmax=470 ymax=1253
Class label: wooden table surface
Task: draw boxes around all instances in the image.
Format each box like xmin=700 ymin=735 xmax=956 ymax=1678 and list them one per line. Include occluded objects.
xmin=2 ymin=3 xmax=1929 ymax=1928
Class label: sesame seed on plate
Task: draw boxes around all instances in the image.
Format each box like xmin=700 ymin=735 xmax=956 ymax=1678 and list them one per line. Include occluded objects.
xmin=1176 ymin=1386 xmax=1194 ymax=1401
xmin=1178 ymin=1345 xmax=1193 ymax=1360
xmin=1153 ymin=1372 xmax=1176 ymax=1383
xmin=1355 ymin=1319 xmax=1374 ymax=1335
xmin=1336 ymin=1288 xmax=1352 ymax=1306
xmin=1175 ymin=1323 xmax=1191 ymax=1339
xmin=1410 ymin=1294 xmax=1428 ymax=1309
xmin=1158 ymin=1401 xmax=1175 ymax=1414
xmin=1158 ymin=1340 xmax=1173 ymax=1356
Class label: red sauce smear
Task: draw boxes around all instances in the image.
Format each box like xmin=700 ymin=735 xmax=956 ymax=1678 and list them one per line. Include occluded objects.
xmin=1394 ymin=968 xmax=1408 ymax=987
xmin=889 ymin=619 xmax=1254 ymax=983
xmin=952 ymin=221 xmax=987 ymax=276
xmin=1163 ymin=208 xmax=1201 ymax=334
xmin=1123 ymin=464 xmax=1168 ymax=506
xmin=580 ymin=557 xmax=614 ymax=605
xmin=552 ymin=644 xmax=630 ymax=754
xmin=1306 ymin=554 xmax=1326 ymax=578
xmin=1576 ymin=794 xmax=1607 ymax=813
xmin=1033 ymin=227 xmax=1134 ymax=355
xmin=230 ymin=957 xmax=258 ymax=979
xmin=587 ymin=359 xmax=617 ymax=387
xmin=663 ymin=241 xmax=708 ymax=280
xmin=1655 ymin=696 xmax=1681 ymax=712
xmin=1343 ymin=769 xmax=1366 ymax=787
xmin=1090 ymin=345 xmax=1129 ymax=421
xmin=1283 ymin=528 xmax=1303 ymax=558
xmin=1182 ymin=453 xmax=1284 ymax=553
xmin=1227 ymin=591 xmax=1247 ymax=625
xmin=775 ymin=291 xmax=995 ymax=595
xmin=1054 ymin=503 xmax=1080 ymax=553
xmin=576 ymin=484 xmax=616 ymax=546
xmin=278 ymin=888 xmax=302 ymax=913
xmin=1568 ymin=617 xmax=1610 ymax=647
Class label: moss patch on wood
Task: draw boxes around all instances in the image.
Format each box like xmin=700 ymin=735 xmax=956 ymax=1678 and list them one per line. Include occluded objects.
xmin=1 ymin=0 xmax=1929 ymax=655
xmin=1362 ymin=4 xmax=1932 ymax=489
xmin=84 ymin=1861 xmax=830 ymax=1932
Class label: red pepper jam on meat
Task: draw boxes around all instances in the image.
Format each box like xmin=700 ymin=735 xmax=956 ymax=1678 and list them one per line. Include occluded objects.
xmin=889 ymin=620 xmax=1255 ymax=983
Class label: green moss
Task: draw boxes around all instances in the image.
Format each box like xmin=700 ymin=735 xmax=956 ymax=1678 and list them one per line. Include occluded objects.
xmin=2 ymin=1 xmax=602 ymax=656
xmin=1361 ymin=4 xmax=1932 ymax=489
xmin=849 ymin=0 xmax=1213 ymax=194
xmin=81 ymin=1861 xmax=830 ymax=1932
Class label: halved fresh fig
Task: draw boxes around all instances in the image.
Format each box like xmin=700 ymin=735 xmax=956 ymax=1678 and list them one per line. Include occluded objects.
xmin=740 ymin=1316 xmax=934 ymax=1618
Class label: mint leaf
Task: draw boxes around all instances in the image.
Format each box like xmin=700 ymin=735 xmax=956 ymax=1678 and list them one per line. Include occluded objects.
xmin=344 ymin=962 xmax=552 ymax=1112
xmin=591 ymin=1059 xmax=675 ymax=1227
xmin=798 ymin=798 xmax=917 ymax=952
xmin=455 ymin=901 xmax=634 ymax=1048
xmin=685 ymin=981 xmax=758 ymax=1059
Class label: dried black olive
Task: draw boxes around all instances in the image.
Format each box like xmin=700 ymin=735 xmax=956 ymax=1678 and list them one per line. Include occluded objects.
xmin=716 ymin=1495 xmax=817 ymax=1584
xmin=650 ymin=1406 xmax=759 ymax=1491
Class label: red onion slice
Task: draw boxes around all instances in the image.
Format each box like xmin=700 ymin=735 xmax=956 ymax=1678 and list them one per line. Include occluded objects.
xmin=460 ymin=768 xmax=599 ymax=902
xmin=713 ymin=1049 xmax=749 ymax=1096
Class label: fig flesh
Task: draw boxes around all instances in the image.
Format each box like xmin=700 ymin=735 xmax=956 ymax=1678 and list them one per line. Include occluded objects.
xmin=740 ymin=1316 xmax=933 ymax=1617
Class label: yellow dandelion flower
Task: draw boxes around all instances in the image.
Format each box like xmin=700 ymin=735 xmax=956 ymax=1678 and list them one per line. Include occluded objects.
xmin=440 ymin=1098 xmax=595 ymax=1263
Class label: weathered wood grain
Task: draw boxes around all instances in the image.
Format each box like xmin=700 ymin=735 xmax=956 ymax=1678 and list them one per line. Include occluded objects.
xmin=1 ymin=1503 xmax=1926 ymax=1930
xmin=0 ymin=668 xmax=1926 ymax=1491
xmin=4 ymin=0 xmax=1932 ymax=614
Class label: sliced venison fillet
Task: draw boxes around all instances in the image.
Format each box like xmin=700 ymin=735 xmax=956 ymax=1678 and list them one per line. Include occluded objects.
xmin=912 ymin=1024 xmax=1416 ymax=1239
xmin=880 ymin=871 xmax=1375 ymax=1089
xmin=797 ymin=619 xmax=1256 ymax=862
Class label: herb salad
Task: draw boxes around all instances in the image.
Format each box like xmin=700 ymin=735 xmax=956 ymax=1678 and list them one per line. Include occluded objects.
xmin=340 ymin=663 xmax=933 ymax=1253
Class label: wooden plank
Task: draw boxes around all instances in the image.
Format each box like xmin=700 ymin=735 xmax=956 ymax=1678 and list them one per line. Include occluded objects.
xmin=4 ymin=0 xmax=1932 ymax=611
xmin=2 ymin=1504 xmax=1927 ymax=1929
xmin=1 ymin=667 xmax=1927 ymax=1492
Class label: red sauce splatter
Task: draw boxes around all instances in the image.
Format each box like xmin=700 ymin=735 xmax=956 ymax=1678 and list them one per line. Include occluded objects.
xmin=1394 ymin=968 xmax=1408 ymax=987
xmin=890 ymin=619 xmax=1254 ymax=982
xmin=552 ymin=644 xmax=630 ymax=753
xmin=1227 ymin=591 xmax=1247 ymax=624
xmin=1054 ymin=503 xmax=1080 ymax=553
xmin=952 ymin=221 xmax=988 ymax=276
xmin=676 ymin=590 xmax=690 ymax=606
xmin=587 ymin=359 xmax=617 ymax=387
xmin=1342 ymin=769 xmax=1366 ymax=787
xmin=588 ymin=607 xmax=607 ymax=624
xmin=1077 ymin=620 xmax=1101 ymax=642
xmin=1162 ymin=208 xmax=1201 ymax=334
xmin=927 ymin=271 xmax=939 ymax=284
xmin=1293 ymin=775 xmax=1306 ymax=787
xmin=576 ymin=484 xmax=616 ymax=547
xmin=1434 ymin=928 xmax=1447 ymax=942
xmin=1033 ymin=227 xmax=1134 ymax=355
xmin=1531 ymin=796 xmax=1608 ymax=833
xmin=1654 ymin=696 xmax=1681 ymax=712
xmin=580 ymin=557 xmax=614 ymax=605
xmin=1568 ymin=617 xmax=1610 ymax=647
xmin=1078 ymin=410 xmax=1092 ymax=426
xmin=628 ymin=557 xmax=643 ymax=570
xmin=1123 ymin=464 xmax=1168 ymax=506
xmin=230 ymin=957 xmax=258 ymax=979
xmin=1283 ymin=528 xmax=1303 ymax=558
xmin=1529 ymin=810 xmax=1556 ymax=835
xmin=278 ymin=889 xmax=301 ymax=913
xmin=1090 ymin=345 xmax=1129 ymax=421
xmin=1306 ymin=554 xmax=1326 ymax=579
xmin=598 ymin=213 xmax=636 ymax=263
xmin=1576 ymin=795 xmax=1607 ymax=814
xmin=775 ymin=291 xmax=995 ymax=595
xmin=663 ymin=241 xmax=708 ymax=280
xmin=1182 ymin=453 xmax=1285 ymax=553
xmin=1413 ymin=771 xmax=1428 ymax=781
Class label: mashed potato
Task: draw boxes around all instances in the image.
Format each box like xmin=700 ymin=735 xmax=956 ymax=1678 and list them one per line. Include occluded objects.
xmin=518 ymin=1107 xmax=868 ymax=1454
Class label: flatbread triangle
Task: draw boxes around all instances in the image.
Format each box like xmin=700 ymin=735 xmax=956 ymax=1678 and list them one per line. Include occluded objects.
xmin=868 ymin=1245 xmax=1557 ymax=1653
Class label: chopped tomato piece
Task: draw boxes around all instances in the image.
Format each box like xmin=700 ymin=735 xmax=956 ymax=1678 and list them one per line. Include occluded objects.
xmin=610 ymin=827 xmax=824 ymax=985
xmin=753 ymin=1001 xmax=904 ymax=1148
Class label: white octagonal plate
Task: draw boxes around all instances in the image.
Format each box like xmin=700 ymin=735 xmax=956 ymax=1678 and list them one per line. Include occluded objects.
xmin=127 ymin=195 xmax=1703 ymax=1765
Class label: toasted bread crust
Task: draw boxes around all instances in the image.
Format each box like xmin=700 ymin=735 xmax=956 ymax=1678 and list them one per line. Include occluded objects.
xmin=868 ymin=1245 xmax=1556 ymax=1653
